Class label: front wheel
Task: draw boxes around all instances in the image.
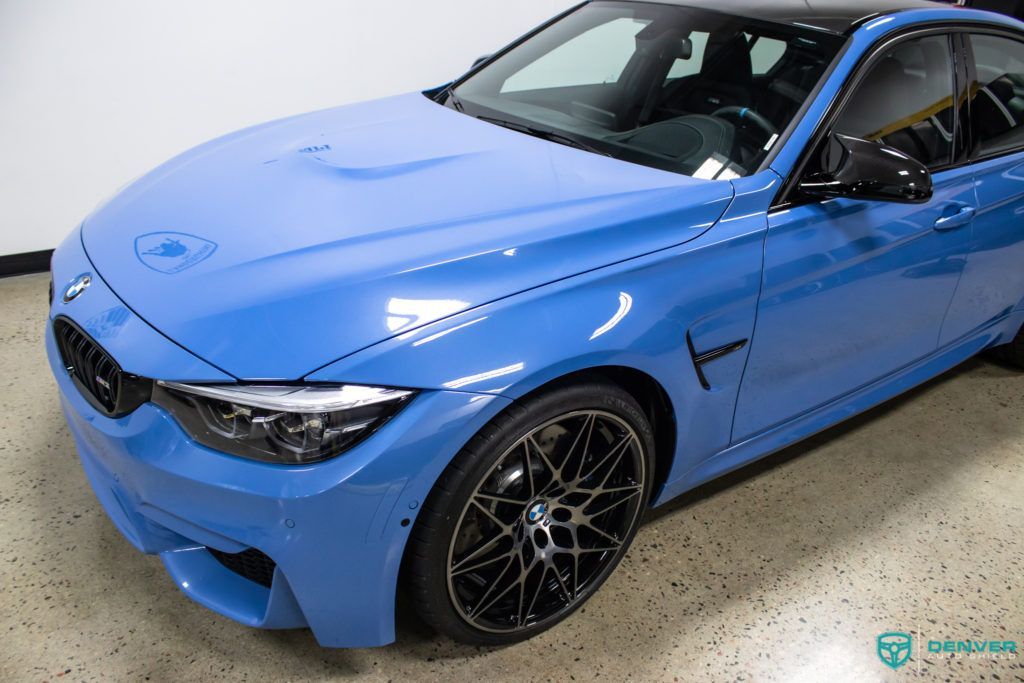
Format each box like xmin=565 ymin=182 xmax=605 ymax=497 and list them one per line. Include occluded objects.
xmin=405 ymin=380 xmax=654 ymax=646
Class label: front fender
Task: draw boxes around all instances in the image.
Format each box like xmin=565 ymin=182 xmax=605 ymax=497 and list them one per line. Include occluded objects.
xmin=310 ymin=173 xmax=779 ymax=495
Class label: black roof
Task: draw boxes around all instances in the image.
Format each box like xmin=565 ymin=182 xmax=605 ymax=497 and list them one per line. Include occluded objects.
xmin=630 ymin=0 xmax=945 ymax=34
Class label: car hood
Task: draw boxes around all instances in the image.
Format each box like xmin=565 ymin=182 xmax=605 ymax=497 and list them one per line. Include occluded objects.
xmin=82 ymin=93 xmax=734 ymax=380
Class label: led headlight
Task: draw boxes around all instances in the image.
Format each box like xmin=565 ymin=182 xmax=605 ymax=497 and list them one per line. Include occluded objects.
xmin=151 ymin=381 xmax=415 ymax=464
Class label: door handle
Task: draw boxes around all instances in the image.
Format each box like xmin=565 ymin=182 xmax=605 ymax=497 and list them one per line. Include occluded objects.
xmin=933 ymin=205 xmax=976 ymax=231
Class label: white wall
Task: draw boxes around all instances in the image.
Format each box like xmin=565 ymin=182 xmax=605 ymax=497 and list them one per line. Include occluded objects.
xmin=0 ymin=0 xmax=572 ymax=257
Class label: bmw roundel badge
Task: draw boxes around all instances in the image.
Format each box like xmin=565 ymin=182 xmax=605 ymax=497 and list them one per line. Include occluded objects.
xmin=62 ymin=274 xmax=92 ymax=303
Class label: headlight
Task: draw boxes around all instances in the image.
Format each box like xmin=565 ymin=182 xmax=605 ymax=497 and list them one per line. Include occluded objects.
xmin=151 ymin=381 xmax=415 ymax=464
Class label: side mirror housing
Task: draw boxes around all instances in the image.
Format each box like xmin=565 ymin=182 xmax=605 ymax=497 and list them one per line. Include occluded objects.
xmin=798 ymin=133 xmax=933 ymax=204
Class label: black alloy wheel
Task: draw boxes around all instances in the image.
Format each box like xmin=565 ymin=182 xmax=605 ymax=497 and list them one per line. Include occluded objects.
xmin=406 ymin=380 xmax=654 ymax=645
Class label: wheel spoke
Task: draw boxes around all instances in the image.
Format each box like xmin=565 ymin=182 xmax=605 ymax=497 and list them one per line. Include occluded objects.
xmin=522 ymin=565 xmax=547 ymax=624
xmin=451 ymin=549 xmax=516 ymax=577
xmin=470 ymin=499 xmax=512 ymax=531
xmin=586 ymin=487 xmax=642 ymax=519
xmin=571 ymin=552 xmax=580 ymax=599
xmin=527 ymin=435 xmax=560 ymax=482
xmin=562 ymin=413 xmax=596 ymax=482
xmin=468 ymin=556 xmax=516 ymax=617
xmin=520 ymin=442 xmax=536 ymax=500
xmin=576 ymin=433 xmax=632 ymax=488
xmin=475 ymin=491 xmax=529 ymax=506
xmin=581 ymin=522 xmax=623 ymax=548
xmin=451 ymin=529 xmax=512 ymax=573
xmin=552 ymin=564 xmax=573 ymax=603
xmin=514 ymin=579 xmax=526 ymax=628
xmin=598 ymin=484 xmax=643 ymax=495
xmin=471 ymin=561 xmax=519 ymax=618
xmin=595 ymin=438 xmax=638 ymax=491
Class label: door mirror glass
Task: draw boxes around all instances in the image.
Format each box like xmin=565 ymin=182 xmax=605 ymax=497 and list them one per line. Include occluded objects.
xmin=799 ymin=133 xmax=933 ymax=203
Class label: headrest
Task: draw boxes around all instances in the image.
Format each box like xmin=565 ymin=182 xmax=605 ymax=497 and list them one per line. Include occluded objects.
xmin=700 ymin=32 xmax=753 ymax=84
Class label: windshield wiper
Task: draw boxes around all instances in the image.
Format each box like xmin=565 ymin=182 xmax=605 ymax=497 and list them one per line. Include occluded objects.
xmin=475 ymin=116 xmax=611 ymax=157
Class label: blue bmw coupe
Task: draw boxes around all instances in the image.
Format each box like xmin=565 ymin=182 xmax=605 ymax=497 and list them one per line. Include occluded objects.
xmin=48 ymin=0 xmax=1024 ymax=648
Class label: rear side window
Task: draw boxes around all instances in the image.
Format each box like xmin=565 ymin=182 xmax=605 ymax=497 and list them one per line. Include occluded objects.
xmin=832 ymin=34 xmax=955 ymax=169
xmin=968 ymin=33 xmax=1024 ymax=157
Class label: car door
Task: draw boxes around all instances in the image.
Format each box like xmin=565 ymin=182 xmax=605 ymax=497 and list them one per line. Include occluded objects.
xmin=733 ymin=31 xmax=977 ymax=440
xmin=940 ymin=31 xmax=1024 ymax=345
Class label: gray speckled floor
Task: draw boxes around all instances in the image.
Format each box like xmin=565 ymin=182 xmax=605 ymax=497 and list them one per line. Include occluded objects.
xmin=1 ymin=271 xmax=1022 ymax=682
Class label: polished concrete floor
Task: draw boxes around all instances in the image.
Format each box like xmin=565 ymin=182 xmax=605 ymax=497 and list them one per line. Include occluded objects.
xmin=2 ymin=271 xmax=1022 ymax=682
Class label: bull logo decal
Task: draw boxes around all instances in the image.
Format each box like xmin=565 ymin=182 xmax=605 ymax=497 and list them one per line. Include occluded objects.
xmin=134 ymin=231 xmax=217 ymax=274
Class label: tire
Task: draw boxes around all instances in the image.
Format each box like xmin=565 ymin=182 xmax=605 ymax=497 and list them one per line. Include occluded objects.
xmin=405 ymin=379 xmax=655 ymax=646
xmin=992 ymin=323 xmax=1024 ymax=369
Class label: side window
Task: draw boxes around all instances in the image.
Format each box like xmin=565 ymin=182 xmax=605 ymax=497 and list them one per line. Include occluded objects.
xmin=502 ymin=18 xmax=649 ymax=93
xmin=833 ymin=35 xmax=955 ymax=168
xmin=749 ymin=36 xmax=787 ymax=75
xmin=968 ymin=34 xmax=1024 ymax=157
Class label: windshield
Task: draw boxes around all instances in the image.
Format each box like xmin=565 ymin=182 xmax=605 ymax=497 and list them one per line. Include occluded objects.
xmin=445 ymin=1 xmax=844 ymax=179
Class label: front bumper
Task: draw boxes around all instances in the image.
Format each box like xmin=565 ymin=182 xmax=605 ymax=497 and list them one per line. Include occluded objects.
xmin=47 ymin=232 xmax=510 ymax=647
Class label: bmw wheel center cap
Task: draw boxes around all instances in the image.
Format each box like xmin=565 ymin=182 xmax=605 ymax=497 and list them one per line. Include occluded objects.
xmin=527 ymin=501 xmax=547 ymax=524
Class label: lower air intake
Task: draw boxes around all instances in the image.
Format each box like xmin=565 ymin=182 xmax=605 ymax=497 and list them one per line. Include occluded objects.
xmin=207 ymin=547 xmax=277 ymax=588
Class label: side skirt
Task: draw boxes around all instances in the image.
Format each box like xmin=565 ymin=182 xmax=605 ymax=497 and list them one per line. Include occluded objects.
xmin=653 ymin=310 xmax=1024 ymax=506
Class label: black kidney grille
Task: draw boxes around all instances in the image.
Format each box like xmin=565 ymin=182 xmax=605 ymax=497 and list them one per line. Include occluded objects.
xmin=207 ymin=547 xmax=277 ymax=588
xmin=54 ymin=317 xmax=121 ymax=414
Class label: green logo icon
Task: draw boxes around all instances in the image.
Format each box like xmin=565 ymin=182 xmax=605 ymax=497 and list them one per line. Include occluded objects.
xmin=878 ymin=632 xmax=913 ymax=669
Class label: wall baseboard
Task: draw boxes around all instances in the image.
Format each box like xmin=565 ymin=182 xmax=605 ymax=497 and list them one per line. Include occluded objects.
xmin=0 ymin=249 xmax=54 ymax=278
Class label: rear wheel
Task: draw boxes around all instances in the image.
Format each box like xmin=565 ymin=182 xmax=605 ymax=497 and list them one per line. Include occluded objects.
xmin=406 ymin=380 xmax=654 ymax=646
xmin=991 ymin=323 xmax=1024 ymax=369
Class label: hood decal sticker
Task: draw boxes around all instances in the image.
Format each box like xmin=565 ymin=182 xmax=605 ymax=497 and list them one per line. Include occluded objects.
xmin=135 ymin=232 xmax=218 ymax=274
